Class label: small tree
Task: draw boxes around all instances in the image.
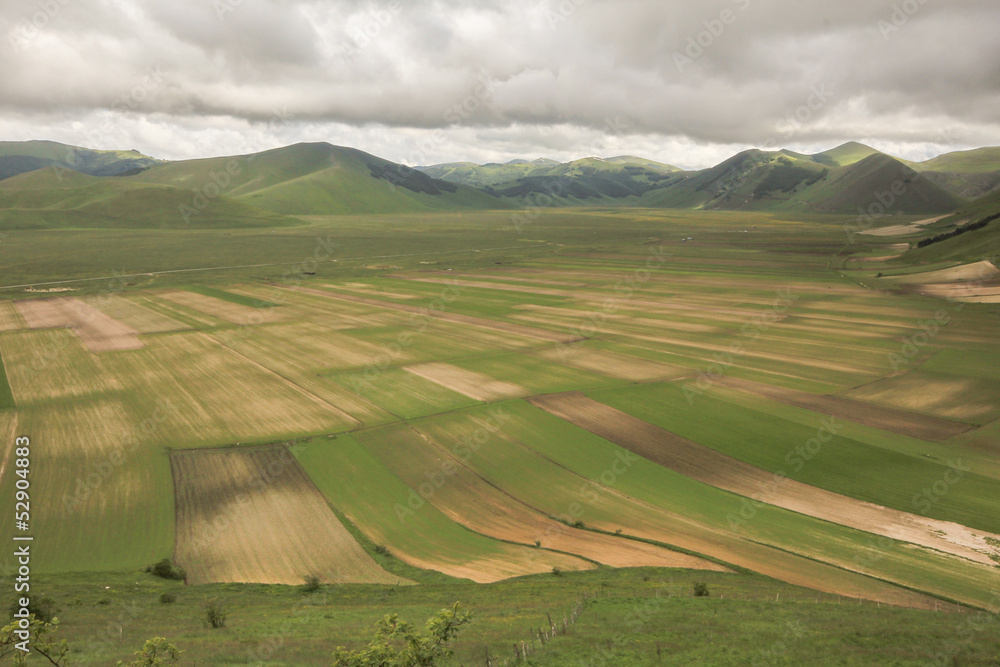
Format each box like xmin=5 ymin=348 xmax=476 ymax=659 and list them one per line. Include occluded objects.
xmin=117 ymin=637 xmax=181 ymax=666
xmin=0 ymin=615 xmax=69 ymax=666
xmin=303 ymin=574 xmax=321 ymax=593
xmin=331 ymin=603 xmax=472 ymax=667
xmin=693 ymin=582 xmax=710 ymax=597
xmin=147 ymin=558 xmax=186 ymax=581
xmin=204 ymin=600 xmax=228 ymax=629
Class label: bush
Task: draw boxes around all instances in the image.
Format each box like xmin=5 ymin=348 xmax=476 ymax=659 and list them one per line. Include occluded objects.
xmin=159 ymin=593 xmax=176 ymax=605
xmin=9 ymin=596 xmax=58 ymax=623
xmin=374 ymin=545 xmax=391 ymax=557
xmin=204 ymin=600 xmax=227 ymax=629
xmin=332 ymin=603 xmax=471 ymax=667
xmin=693 ymin=582 xmax=710 ymax=597
xmin=118 ymin=637 xmax=181 ymax=666
xmin=551 ymin=567 xmax=562 ymax=576
xmin=146 ymin=559 xmax=186 ymax=582
xmin=302 ymin=575 xmax=321 ymax=593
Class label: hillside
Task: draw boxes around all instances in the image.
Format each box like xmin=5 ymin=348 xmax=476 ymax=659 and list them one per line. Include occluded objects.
xmin=129 ymin=142 xmax=508 ymax=215
xmin=419 ymin=155 xmax=681 ymax=204
xmin=0 ymin=140 xmax=160 ymax=180
xmin=0 ymin=166 xmax=297 ymax=230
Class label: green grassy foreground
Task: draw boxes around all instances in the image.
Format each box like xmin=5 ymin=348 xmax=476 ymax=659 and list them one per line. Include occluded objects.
xmin=25 ymin=568 xmax=1000 ymax=666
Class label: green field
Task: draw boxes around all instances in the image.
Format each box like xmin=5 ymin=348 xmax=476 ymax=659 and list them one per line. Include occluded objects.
xmin=2 ymin=198 xmax=999 ymax=664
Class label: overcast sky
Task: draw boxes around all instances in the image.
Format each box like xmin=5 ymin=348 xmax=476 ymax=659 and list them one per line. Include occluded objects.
xmin=2 ymin=0 xmax=999 ymax=170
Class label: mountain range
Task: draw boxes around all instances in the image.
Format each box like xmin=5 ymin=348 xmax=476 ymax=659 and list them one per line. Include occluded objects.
xmin=1 ymin=139 xmax=999 ymax=229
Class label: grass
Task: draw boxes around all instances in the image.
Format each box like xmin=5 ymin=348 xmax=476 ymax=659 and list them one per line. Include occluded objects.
xmin=0 ymin=345 xmax=14 ymax=408
xmin=588 ymin=381 xmax=1000 ymax=534
xmin=184 ymin=285 xmax=278 ymax=308
xmin=26 ymin=567 xmax=1000 ymax=666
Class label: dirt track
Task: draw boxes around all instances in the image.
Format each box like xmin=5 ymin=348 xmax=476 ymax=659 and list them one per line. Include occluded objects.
xmin=529 ymin=392 xmax=1000 ymax=567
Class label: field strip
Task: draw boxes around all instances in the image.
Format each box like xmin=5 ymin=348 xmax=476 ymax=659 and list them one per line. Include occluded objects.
xmin=388 ymin=274 xmax=573 ymax=297
xmin=15 ymin=296 xmax=143 ymax=352
xmin=532 ymin=347 xmax=687 ymax=381
xmin=275 ymin=284 xmax=578 ymax=342
xmin=711 ymin=376 xmax=974 ymax=440
xmin=529 ymin=393 xmax=1000 ymax=566
xmin=894 ymin=260 xmax=999 ymax=285
xmin=209 ymin=335 xmax=361 ymax=428
xmin=172 ymin=445 xmax=403 ymax=585
xmin=0 ymin=411 xmax=18 ymax=486
xmin=381 ymin=423 xmax=726 ymax=571
xmin=404 ymin=363 xmax=525 ymax=401
xmin=0 ymin=301 xmax=26 ymax=332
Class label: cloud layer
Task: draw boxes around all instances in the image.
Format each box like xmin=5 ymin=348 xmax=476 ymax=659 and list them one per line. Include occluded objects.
xmin=2 ymin=0 xmax=999 ymax=168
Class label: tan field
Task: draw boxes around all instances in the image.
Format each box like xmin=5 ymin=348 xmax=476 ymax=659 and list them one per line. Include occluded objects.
xmin=84 ymin=294 xmax=191 ymax=333
xmin=158 ymin=289 xmax=293 ymax=325
xmin=529 ymin=392 xmax=1000 ymax=567
xmin=16 ymin=296 xmax=143 ymax=352
xmin=0 ymin=301 xmax=25 ymax=332
xmin=1 ymin=329 xmax=123 ymax=404
xmin=893 ymin=259 xmax=999 ymax=284
xmin=172 ymin=446 xmax=403 ymax=585
xmin=404 ymin=362 xmax=525 ymax=401
xmin=713 ymin=376 xmax=973 ymax=440
xmin=532 ymin=346 xmax=687 ymax=381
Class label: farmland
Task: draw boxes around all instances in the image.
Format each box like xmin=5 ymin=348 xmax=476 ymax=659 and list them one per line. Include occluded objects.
xmin=1 ymin=205 xmax=999 ymax=664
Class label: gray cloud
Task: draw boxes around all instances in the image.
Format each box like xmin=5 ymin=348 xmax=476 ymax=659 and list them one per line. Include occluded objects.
xmin=1 ymin=0 xmax=998 ymax=167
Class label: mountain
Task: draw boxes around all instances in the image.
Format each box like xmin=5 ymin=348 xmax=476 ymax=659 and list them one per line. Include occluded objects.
xmin=0 ymin=140 xmax=161 ymax=180
xmin=128 ymin=142 xmax=506 ymax=215
xmin=0 ymin=166 xmax=295 ymax=230
xmin=418 ymin=155 xmax=681 ymax=204
xmin=812 ymin=141 xmax=884 ymax=167
xmin=0 ymin=142 xmax=508 ymax=230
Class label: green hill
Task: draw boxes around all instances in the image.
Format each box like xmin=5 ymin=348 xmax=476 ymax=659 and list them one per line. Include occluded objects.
xmin=812 ymin=141 xmax=884 ymax=167
xmin=0 ymin=167 xmax=296 ymax=230
xmin=915 ymin=147 xmax=1000 ymax=173
xmin=0 ymin=140 xmax=161 ymax=180
xmin=129 ymin=143 xmax=507 ymax=215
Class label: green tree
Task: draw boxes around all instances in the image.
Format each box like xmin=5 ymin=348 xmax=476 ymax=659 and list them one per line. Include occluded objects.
xmin=0 ymin=615 xmax=69 ymax=666
xmin=117 ymin=637 xmax=181 ymax=666
xmin=332 ymin=603 xmax=472 ymax=667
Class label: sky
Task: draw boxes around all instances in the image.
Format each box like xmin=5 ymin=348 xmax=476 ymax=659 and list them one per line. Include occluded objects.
xmin=1 ymin=0 xmax=999 ymax=171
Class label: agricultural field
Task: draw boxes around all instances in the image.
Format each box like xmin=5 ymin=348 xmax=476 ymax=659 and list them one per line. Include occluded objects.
xmin=0 ymin=206 xmax=999 ymax=664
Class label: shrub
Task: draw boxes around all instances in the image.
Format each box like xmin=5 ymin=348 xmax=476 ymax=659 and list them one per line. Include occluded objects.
xmin=9 ymin=596 xmax=58 ymax=623
xmin=302 ymin=575 xmax=321 ymax=593
xmin=204 ymin=600 xmax=228 ymax=629
xmin=159 ymin=593 xmax=176 ymax=605
xmin=693 ymin=582 xmax=710 ymax=597
xmin=332 ymin=603 xmax=471 ymax=667
xmin=374 ymin=545 xmax=391 ymax=557
xmin=551 ymin=567 xmax=562 ymax=576
xmin=147 ymin=559 xmax=186 ymax=582
xmin=118 ymin=637 xmax=181 ymax=666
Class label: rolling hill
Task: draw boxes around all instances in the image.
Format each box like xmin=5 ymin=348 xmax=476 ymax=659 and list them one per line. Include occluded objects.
xmin=0 ymin=140 xmax=161 ymax=180
xmin=421 ymin=142 xmax=1000 ymax=216
xmin=128 ymin=142 xmax=508 ymax=216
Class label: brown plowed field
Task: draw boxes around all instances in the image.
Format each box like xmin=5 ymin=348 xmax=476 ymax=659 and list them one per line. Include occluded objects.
xmin=16 ymin=297 xmax=142 ymax=352
xmin=172 ymin=446 xmax=403 ymax=585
